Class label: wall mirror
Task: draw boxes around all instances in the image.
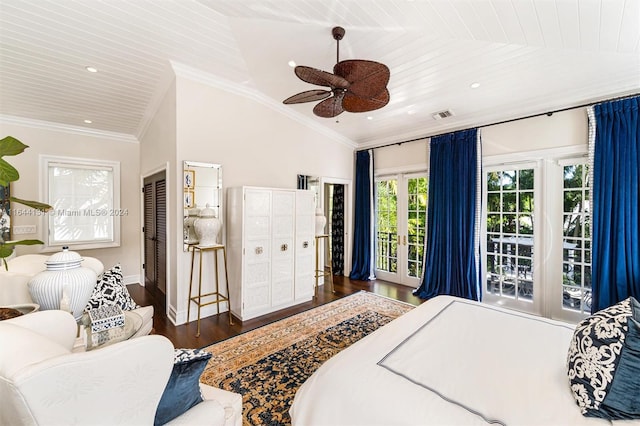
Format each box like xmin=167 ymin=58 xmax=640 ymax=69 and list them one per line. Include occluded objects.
xmin=183 ymin=161 xmax=222 ymax=251
xmin=297 ymin=174 xmax=320 ymax=207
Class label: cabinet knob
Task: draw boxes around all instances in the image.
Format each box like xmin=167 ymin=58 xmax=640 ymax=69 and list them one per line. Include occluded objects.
xmin=281 ymin=243 xmax=288 ymax=251
xmin=303 ymin=241 xmax=309 ymax=248
xmin=255 ymin=246 xmax=263 ymax=255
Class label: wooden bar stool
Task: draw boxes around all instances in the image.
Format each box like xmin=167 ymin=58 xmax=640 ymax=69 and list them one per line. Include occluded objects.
xmin=187 ymin=244 xmax=233 ymax=337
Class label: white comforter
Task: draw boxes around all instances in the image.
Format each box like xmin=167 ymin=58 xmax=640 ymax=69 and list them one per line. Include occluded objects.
xmin=290 ymin=295 xmax=634 ymax=426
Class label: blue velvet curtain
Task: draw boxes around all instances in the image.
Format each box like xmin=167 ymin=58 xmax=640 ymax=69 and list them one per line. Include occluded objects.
xmin=350 ymin=150 xmax=373 ymax=280
xmin=414 ymin=129 xmax=480 ymax=301
xmin=591 ymin=96 xmax=640 ymax=312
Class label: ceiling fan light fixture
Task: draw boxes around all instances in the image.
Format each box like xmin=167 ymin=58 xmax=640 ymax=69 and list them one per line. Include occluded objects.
xmin=283 ymin=26 xmax=390 ymax=118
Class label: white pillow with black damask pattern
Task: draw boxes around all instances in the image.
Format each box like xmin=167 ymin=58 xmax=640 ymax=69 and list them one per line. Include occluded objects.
xmin=567 ymin=297 xmax=640 ymax=419
xmin=85 ymin=264 xmax=140 ymax=311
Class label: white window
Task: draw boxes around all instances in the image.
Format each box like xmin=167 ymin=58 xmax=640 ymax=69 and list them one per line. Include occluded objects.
xmin=41 ymin=156 xmax=121 ymax=250
xmin=481 ymin=149 xmax=590 ymax=322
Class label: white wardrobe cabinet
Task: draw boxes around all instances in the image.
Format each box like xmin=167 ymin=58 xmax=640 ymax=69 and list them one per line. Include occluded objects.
xmin=227 ymin=187 xmax=315 ymax=321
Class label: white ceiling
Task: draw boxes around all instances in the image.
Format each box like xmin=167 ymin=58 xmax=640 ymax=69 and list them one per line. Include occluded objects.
xmin=1 ymin=0 xmax=639 ymax=148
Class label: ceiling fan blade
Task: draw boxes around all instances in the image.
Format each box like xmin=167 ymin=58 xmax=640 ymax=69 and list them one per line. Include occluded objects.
xmin=283 ymin=89 xmax=332 ymax=104
xmin=342 ymin=89 xmax=390 ymax=113
xmin=295 ymin=66 xmax=349 ymax=89
xmin=334 ymin=60 xmax=390 ymax=98
xmin=313 ymin=91 xmax=345 ymax=118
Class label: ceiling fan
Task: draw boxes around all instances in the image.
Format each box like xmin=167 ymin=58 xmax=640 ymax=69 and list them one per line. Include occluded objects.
xmin=283 ymin=26 xmax=390 ymax=118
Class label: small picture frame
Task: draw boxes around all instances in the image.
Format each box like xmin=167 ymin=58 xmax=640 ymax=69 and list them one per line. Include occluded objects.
xmin=184 ymin=191 xmax=195 ymax=208
xmin=184 ymin=170 xmax=195 ymax=189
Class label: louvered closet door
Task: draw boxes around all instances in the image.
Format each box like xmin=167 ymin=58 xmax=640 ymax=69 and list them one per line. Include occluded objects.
xmin=143 ymin=171 xmax=167 ymax=307
xmin=155 ymin=179 xmax=167 ymax=293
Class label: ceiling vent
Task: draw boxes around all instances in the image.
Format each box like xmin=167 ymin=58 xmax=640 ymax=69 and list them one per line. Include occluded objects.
xmin=432 ymin=109 xmax=454 ymax=120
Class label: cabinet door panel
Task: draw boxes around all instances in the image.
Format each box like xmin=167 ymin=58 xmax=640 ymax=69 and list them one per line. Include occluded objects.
xmin=245 ymin=262 xmax=270 ymax=286
xmin=245 ymin=285 xmax=270 ymax=313
xmin=273 ymin=191 xmax=295 ymax=216
xmin=245 ymin=238 xmax=270 ymax=262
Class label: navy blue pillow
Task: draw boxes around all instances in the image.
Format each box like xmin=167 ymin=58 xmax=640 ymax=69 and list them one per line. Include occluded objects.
xmin=568 ymin=297 xmax=640 ymax=419
xmin=154 ymin=348 xmax=212 ymax=425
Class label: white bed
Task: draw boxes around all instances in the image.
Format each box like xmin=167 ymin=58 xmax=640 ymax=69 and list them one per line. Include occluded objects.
xmin=290 ymin=295 xmax=639 ymax=426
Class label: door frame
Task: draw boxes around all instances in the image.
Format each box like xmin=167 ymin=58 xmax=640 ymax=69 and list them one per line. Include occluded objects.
xmin=140 ymin=163 xmax=170 ymax=316
xmin=374 ymin=171 xmax=428 ymax=287
xmin=318 ymin=177 xmax=352 ymax=277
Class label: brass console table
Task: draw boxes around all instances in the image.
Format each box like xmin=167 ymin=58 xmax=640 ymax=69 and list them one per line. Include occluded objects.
xmin=314 ymin=234 xmax=334 ymax=298
xmin=187 ymin=244 xmax=233 ymax=337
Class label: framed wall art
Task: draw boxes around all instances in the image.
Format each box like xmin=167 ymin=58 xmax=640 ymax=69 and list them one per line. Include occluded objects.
xmin=184 ymin=170 xmax=195 ymax=189
xmin=184 ymin=190 xmax=195 ymax=208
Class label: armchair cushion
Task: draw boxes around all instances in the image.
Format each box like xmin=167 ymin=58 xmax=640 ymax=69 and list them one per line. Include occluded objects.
xmin=86 ymin=263 xmax=140 ymax=311
xmin=155 ymin=348 xmax=213 ymax=425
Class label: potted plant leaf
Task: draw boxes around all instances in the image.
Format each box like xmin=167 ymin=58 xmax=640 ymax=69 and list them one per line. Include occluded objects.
xmin=0 ymin=136 xmax=52 ymax=270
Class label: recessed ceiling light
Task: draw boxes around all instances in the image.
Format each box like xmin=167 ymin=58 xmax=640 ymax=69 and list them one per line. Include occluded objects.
xmin=288 ymin=60 xmax=296 ymax=67
xmin=84 ymin=119 xmax=92 ymax=124
xmin=367 ymin=116 xmax=373 ymax=120
xmin=85 ymin=66 xmax=98 ymax=73
xmin=470 ymin=82 xmax=480 ymax=89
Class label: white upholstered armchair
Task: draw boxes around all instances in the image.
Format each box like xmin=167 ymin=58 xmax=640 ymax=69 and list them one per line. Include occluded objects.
xmin=0 ymin=310 xmax=242 ymax=425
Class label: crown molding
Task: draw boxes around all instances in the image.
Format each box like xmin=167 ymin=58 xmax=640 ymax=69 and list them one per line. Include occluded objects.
xmin=170 ymin=61 xmax=357 ymax=149
xmin=0 ymin=114 xmax=139 ymax=144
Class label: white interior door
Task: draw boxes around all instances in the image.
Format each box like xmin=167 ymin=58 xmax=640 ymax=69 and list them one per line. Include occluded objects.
xmin=375 ymin=173 xmax=428 ymax=287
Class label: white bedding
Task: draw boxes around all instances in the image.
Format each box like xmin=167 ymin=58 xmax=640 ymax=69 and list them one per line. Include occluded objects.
xmin=290 ymin=295 xmax=636 ymax=426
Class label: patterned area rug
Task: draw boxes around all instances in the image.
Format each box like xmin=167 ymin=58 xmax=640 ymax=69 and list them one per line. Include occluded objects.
xmin=200 ymin=291 xmax=414 ymax=426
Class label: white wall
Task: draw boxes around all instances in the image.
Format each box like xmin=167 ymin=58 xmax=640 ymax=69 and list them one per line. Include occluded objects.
xmin=139 ymin=78 xmax=178 ymax=316
xmin=374 ymin=108 xmax=589 ymax=170
xmin=374 ymin=140 xmax=428 ymax=173
xmin=482 ymin=109 xmax=588 ymax=157
xmin=169 ymin=74 xmax=355 ymax=325
xmin=0 ymin=122 xmax=141 ymax=281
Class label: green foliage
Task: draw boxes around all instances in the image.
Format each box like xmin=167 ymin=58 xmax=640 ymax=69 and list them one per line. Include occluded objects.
xmin=376 ymin=177 xmax=427 ymax=277
xmin=0 ymin=136 xmax=53 ymax=267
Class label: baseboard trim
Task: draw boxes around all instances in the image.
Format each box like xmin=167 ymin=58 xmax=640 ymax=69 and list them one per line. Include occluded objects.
xmin=123 ymin=274 xmax=140 ymax=285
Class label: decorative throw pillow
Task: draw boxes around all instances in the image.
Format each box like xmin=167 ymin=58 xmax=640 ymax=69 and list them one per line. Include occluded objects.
xmin=567 ymin=297 xmax=640 ymax=419
xmin=85 ymin=264 xmax=140 ymax=311
xmin=154 ymin=348 xmax=212 ymax=425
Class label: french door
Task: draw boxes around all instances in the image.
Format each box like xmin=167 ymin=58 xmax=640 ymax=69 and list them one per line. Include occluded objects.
xmin=375 ymin=173 xmax=428 ymax=287
xmin=482 ymin=163 xmax=541 ymax=315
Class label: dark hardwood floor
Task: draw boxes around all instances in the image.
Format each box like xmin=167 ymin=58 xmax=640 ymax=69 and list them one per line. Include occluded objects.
xmin=127 ymin=275 xmax=424 ymax=349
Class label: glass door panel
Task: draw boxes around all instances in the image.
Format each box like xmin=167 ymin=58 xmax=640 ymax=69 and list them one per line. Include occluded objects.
xmin=561 ymin=163 xmax=592 ymax=315
xmin=375 ymin=178 xmax=398 ymax=277
xmin=484 ymin=165 xmax=540 ymax=314
xmin=375 ymin=173 xmax=427 ymax=286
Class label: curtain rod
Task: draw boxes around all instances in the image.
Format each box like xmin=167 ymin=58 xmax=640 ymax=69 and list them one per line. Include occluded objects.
xmin=359 ymin=92 xmax=640 ymax=152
